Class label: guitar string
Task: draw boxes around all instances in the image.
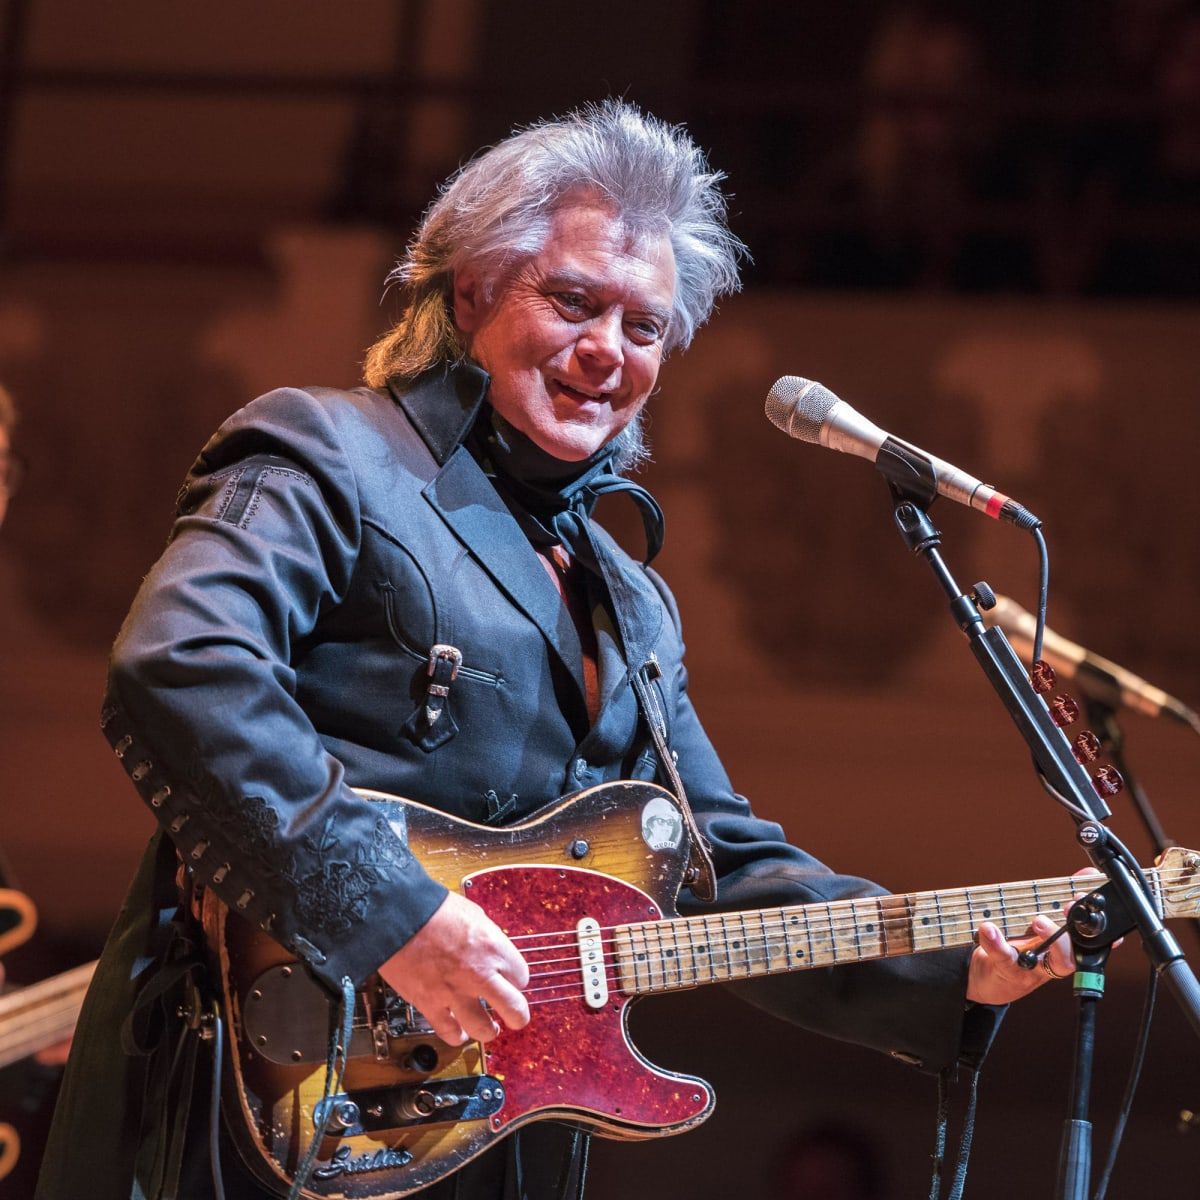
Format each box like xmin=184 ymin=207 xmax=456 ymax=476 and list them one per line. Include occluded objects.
xmin=515 ymin=897 xmax=1096 ymax=992
xmin=0 ymin=987 xmax=94 ymax=1045
xmin=501 ymin=872 xmax=1189 ymax=978
xmin=0 ymin=1008 xmax=84 ymax=1061
xmin=514 ymin=865 xmax=1194 ymax=989
xmin=0 ymin=965 xmax=97 ymax=1016
xmin=519 ymin=902 xmax=1096 ymax=1007
xmin=332 ymin=870 xmax=1184 ymax=1026
xmin=498 ymin=868 xmax=1192 ymax=947
xmin=276 ymin=867 xmax=1196 ymax=1035
xmin=377 ymin=882 xmax=1187 ymax=1016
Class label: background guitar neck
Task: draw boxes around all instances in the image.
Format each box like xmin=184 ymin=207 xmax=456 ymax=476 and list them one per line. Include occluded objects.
xmin=0 ymin=960 xmax=97 ymax=1069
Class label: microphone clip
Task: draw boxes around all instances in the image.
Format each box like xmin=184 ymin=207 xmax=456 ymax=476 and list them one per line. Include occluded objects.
xmin=877 ymin=439 xmax=940 ymax=511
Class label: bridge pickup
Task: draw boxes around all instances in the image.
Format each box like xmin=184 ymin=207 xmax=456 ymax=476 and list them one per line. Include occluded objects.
xmin=314 ymin=1076 xmax=505 ymax=1135
xmin=577 ymin=917 xmax=608 ymax=1009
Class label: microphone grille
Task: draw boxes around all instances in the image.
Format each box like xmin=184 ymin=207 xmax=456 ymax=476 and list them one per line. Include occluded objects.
xmin=764 ymin=376 xmax=840 ymax=443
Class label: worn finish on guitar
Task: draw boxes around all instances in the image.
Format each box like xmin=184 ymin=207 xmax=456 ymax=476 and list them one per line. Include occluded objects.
xmin=207 ymin=781 xmax=713 ymax=1199
xmin=203 ymin=784 xmax=1200 ymax=1199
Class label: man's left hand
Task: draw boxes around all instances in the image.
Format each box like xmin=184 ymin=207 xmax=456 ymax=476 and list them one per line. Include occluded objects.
xmin=965 ymin=868 xmax=1107 ymax=1006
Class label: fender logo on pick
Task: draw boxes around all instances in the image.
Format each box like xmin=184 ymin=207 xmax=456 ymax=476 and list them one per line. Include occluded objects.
xmin=313 ymin=1144 xmax=414 ymax=1178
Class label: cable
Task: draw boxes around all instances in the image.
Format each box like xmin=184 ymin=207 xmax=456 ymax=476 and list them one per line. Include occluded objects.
xmin=1093 ymin=966 xmax=1157 ymax=1200
xmin=1031 ymin=524 xmax=1049 ymax=667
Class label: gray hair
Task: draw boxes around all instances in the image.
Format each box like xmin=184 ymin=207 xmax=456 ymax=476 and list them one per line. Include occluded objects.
xmin=363 ymin=100 xmax=745 ymax=469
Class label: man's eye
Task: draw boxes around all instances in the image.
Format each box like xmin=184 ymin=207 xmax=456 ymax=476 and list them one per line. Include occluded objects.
xmin=554 ymin=292 xmax=588 ymax=312
xmin=628 ymin=320 xmax=663 ymax=343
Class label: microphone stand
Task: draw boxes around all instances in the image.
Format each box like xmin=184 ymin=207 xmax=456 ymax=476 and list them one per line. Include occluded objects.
xmin=879 ymin=467 xmax=1200 ymax=1200
xmin=1083 ymin=696 xmax=1200 ymax=955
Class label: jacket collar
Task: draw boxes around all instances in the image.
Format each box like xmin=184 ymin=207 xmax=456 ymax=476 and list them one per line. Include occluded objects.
xmin=387 ymin=360 xmax=490 ymax=465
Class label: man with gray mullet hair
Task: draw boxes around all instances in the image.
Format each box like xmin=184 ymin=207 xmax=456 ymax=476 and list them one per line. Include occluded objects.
xmin=39 ymin=101 xmax=1069 ymax=1200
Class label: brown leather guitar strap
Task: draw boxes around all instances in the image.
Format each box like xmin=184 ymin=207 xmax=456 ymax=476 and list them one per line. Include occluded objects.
xmin=632 ymin=655 xmax=717 ymax=902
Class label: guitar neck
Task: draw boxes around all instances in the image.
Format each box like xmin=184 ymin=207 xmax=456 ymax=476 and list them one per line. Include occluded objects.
xmin=613 ymin=869 xmax=1164 ymax=995
xmin=0 ymin=960 xmax=97 ymax=1069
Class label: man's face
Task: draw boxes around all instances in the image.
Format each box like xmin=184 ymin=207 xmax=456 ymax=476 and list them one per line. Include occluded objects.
xmin=453 ymin=198 xmax=676 ymax=461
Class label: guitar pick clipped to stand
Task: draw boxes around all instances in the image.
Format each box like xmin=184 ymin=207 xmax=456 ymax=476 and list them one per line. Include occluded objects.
xmin=880 ymin=466 xmax=1200 ymax=1200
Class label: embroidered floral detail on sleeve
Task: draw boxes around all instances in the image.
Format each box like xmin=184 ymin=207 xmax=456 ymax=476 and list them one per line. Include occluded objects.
xmin=205 ymin=796 xmax=408 ymax=939
xmin=296 ymin=860 xmax=379 ymax=937
xmin=291 ymin=814 xmax=410 ymax=938
xmin=219 ymin=794 xmax=298 ymax=882
xmin=361 ymin=815 xmax=411 ymax=871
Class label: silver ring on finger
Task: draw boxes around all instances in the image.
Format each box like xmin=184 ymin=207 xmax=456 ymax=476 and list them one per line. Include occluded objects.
xmin=1041 ymin=953 xmax=1069 ymax=981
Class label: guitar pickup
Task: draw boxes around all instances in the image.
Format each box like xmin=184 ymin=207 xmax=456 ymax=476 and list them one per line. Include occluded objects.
xmin=577 ymin=917 xmax=608 ymax=1009
xmin=313 ymin=1076 xmax=505 ymax=1135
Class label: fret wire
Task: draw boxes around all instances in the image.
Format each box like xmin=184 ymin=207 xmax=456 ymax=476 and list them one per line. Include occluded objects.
xmin=733 ymin=910 xmax=747 ymax=977
xmin=669 ymin=917 xmax=685 ymax=987
xmin=758 ymin=909 xmax=773 ymax=975
xmin=684 ymin=916 xmax=702 ymax=984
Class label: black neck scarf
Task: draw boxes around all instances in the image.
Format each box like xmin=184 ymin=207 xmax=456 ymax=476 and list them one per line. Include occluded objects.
xmin=468 ymin=407 xmax=665 ymax=572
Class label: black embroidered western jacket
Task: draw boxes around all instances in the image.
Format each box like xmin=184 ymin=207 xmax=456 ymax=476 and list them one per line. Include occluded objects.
xmin=37 ymin=363 xmax=996 ymax=1200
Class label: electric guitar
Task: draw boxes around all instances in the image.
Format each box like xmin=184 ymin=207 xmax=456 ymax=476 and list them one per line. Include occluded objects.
xmin=0 ymin=960 xmax=96 ymax=1181
xmin=203 ymin=781 xmax=1200 ymax=1199
xmin=0 ymin=960 xmax=96 ymax=1074
xmin=0 ymin=883 xmax=96 ymax=1185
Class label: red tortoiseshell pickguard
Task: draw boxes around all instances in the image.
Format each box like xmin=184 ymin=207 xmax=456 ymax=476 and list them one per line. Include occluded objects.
xmin=463 ymin=865 xmax=712 ymax=1133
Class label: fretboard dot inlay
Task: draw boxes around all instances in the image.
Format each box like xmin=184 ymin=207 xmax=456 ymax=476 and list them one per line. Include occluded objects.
xmin=921 ymin=917 xmax=930 ymax=926
xmin=982 ymin=909 xmax=991 ymax=918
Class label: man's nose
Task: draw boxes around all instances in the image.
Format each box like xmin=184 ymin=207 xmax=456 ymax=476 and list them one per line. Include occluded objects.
xmin=575 ymin=311 xmax=623 ymax=369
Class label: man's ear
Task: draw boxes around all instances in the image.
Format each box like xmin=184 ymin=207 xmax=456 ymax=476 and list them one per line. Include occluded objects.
xmin=452 ymin=267 xmax=484 ymax=335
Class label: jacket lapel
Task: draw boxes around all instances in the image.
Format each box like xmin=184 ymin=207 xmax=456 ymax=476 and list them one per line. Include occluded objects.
xmin=424 ymin=447 xmax=588 ymax=707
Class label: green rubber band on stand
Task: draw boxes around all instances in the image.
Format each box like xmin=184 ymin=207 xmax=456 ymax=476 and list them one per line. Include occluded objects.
xmin=1073 ymin=970 xmax=1106 ymax=993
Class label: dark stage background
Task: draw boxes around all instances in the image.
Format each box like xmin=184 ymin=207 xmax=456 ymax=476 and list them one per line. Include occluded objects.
xmin=1 ymin=2 xmax=1199 ymax=1197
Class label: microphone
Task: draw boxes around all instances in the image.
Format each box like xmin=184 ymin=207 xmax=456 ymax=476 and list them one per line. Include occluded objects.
xmin=985 ymin=593 xmax=1200 ymax=730
xmin=764 ymin=376 xmax=1040 ymax=528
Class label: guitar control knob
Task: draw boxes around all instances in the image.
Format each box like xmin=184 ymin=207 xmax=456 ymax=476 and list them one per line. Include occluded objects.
xmin=328 ymin=1100 xmax=360 ymax=1130
xmin=398 ymin=1088 xmax=438 ymax=1119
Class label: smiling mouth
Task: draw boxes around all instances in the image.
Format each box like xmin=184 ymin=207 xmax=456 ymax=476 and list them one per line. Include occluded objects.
xmin=555 ymin=380 xmax=610 ymax=404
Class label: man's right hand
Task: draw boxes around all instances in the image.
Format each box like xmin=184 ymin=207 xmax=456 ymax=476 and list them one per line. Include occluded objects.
xmin=378 ymin=891 xmax=530 ymax=1046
